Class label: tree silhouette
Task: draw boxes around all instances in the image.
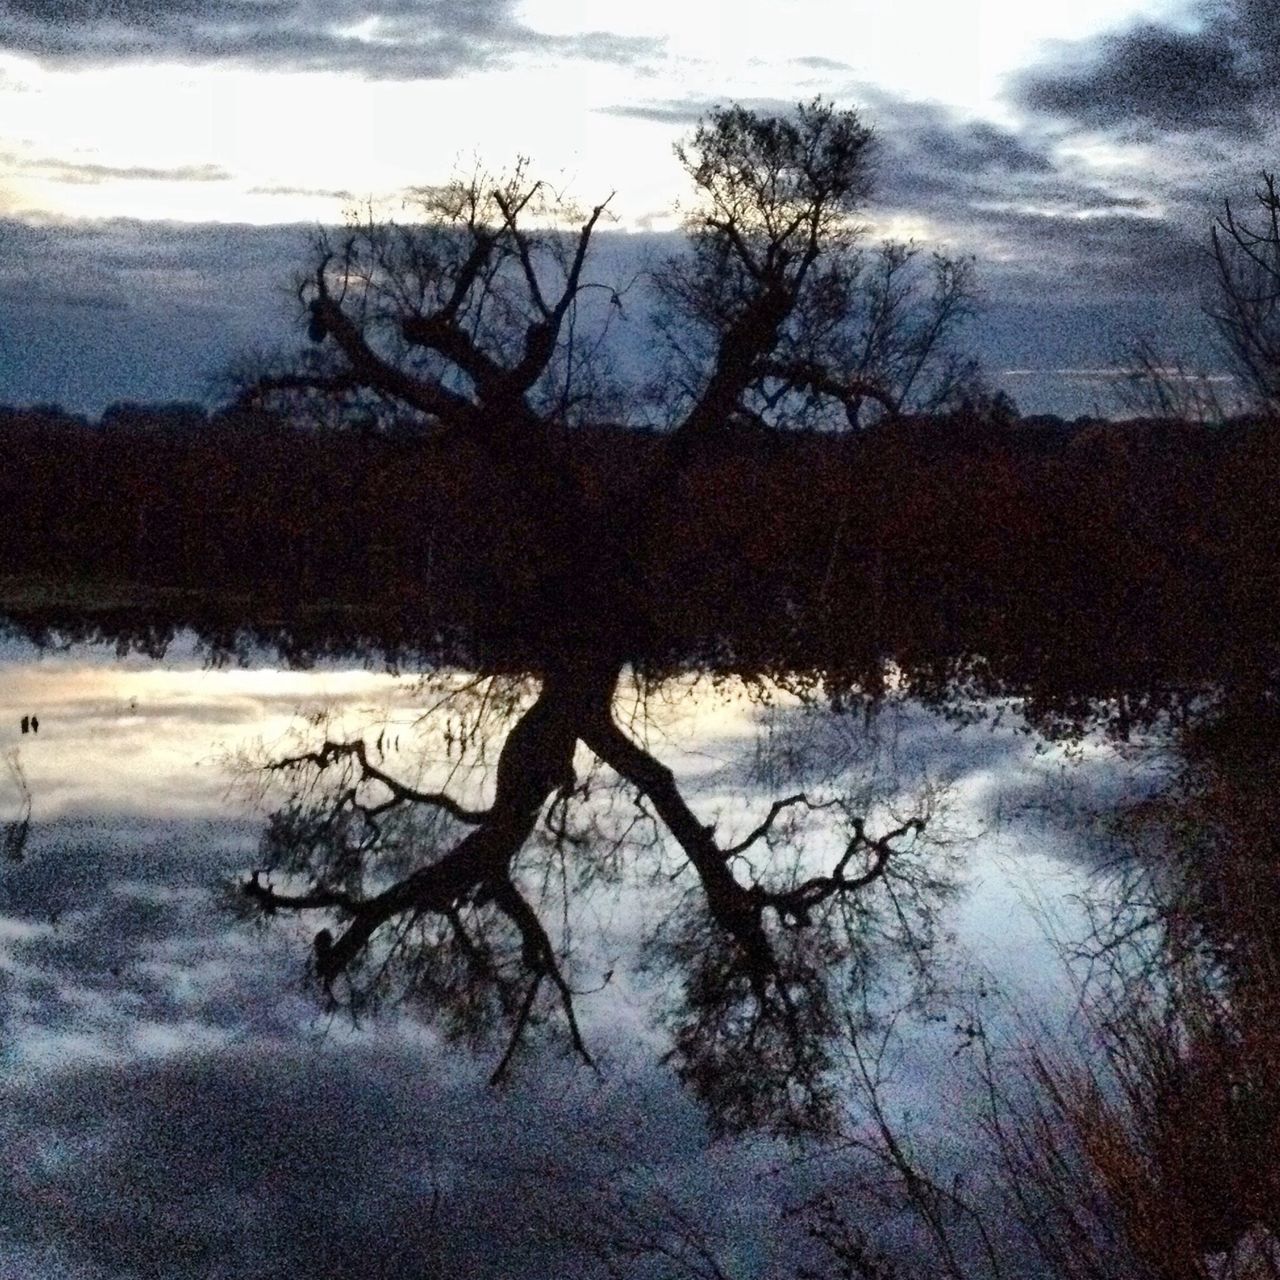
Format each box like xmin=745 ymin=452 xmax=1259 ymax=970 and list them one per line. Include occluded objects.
xmin=1118 ymin=169 xmax=1280 ymax=422
xmin=656 ymin=103 xmax=978 ymax=438
xmin=236 ymin=100 xmax=977 ymax=1132
xmin=1208 ymin=171 xmax=1280 ymax=416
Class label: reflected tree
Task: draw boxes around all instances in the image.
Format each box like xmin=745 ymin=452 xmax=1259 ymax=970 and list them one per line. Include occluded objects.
xmin=2 ymin=749 xmax=31 ymax=864
xmin=242 ymin=677 xmax=957 ymax=1133
xmin=772 ymin=693 xmax=1280 ymax=1280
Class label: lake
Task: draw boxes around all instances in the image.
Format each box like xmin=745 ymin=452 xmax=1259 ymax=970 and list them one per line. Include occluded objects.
xmin=0 ymin=633 xmax=1146 ymax=1279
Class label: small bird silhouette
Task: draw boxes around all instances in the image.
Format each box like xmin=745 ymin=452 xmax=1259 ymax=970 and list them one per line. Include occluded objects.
xmin=19 ymin=716 xmax=28 ymax=734
xmin=30 ymin=715 xmax=38 ymax=734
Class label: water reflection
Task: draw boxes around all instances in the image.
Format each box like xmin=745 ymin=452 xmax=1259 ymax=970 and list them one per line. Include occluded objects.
xmin=243 ymin=673 xmax=970 ymax=1131
xmin=0 ymin=634 xmax=1144 ymax=1277
xmin=0 ymin=638 xmax=1113 ymax=1065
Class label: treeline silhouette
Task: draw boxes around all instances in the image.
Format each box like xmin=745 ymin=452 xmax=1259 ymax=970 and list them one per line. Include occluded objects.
xmin=2 ymin=400 xmax=1278 ymax=731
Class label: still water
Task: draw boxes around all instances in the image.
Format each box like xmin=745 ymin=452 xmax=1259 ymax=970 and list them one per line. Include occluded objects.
xmin=0 ymin=634 xmax=1136 ymax=1278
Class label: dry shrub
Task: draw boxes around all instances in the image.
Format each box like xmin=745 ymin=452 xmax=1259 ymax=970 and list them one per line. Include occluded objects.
xmin=988 ymin=695 xmax=1280 ymax=1280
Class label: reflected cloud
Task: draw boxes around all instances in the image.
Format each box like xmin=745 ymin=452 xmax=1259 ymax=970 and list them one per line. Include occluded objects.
xmin=0 ymin=638 xmax=1138 ymax=1274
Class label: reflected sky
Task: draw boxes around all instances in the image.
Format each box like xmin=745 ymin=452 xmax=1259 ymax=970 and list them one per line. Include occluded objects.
xmin=0 ymin=635 xmax=1140 ymax=1278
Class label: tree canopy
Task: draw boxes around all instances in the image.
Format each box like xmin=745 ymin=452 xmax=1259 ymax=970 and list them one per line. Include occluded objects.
xmin=246 ymin=98 xmax=977 ymax=442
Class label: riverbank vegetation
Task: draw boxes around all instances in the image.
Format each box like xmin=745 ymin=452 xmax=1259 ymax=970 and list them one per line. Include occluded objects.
xmin=3 ymin=400 xmax=1279 ymax=735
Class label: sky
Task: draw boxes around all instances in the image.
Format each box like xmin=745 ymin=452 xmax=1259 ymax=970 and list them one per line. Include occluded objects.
xmin=0 ymin=0 xmax=1277 ymax=414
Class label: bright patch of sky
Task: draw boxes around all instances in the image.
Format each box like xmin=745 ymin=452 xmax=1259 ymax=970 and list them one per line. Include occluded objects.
xmin=0 ymin=0 xmax=1185 ymax=227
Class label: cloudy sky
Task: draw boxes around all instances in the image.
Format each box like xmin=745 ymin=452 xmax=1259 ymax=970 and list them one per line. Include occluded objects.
xmin=0 ymin=0 xmax=1276 ymax=413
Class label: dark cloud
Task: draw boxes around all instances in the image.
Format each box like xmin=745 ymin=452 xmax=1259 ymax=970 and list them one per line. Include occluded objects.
xmin=602 ymin=91 xmax=1062 ymax=195
xmin=598 ymin=96 xmax=772 ymax=126
xmin=0 ymin=184 xmax=1220 ymax=421
xmin=0 ymin=0 xmax=662 ymax=77
xmin=0 ymin=214 xmax=311 ymax=298
xmin=819 ymin=89 xmax=1220 ymax=328
xmin=793 ymin=54 xmax=853 ymax=71
xmin=22 ymin=157 xmax=231 ymax=184
xmin=0 ymin=1046 xmax=493 ymax=1278
xmin=3 ymin=0 xmax=208 ymax=21
xmin=0 ymin=218 xmax=312 ymax=409
xmin=601 ymin=90 xmax=1135 ymax=219
xmin=1016 ymin=0 xmax=1280 ymax=136
xmin=862 ymin=92 xmax=1064 ymax=212
xmin=600 ymin=91 xmax=1159 ymax=283
xmin=0 ymin=282 xmax=129 ymax=309
xmin=900 ymin=118 xmax=1054 ymax=177
xmin=977 ymin=209 xmax=1204 ymax=295
xmin=247 ymin=183 xmax=356 ymax=198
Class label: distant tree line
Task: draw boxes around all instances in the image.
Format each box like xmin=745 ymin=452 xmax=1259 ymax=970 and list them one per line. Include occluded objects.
xmin=2 ymin=398 xmax=1278 ymax=733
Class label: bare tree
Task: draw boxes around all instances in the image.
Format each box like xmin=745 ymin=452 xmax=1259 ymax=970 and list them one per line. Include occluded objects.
xmin=1207 ymin=172 xmax=1280 ymax=416
xmin=655 ymin=101 xmax=978 ymax=439
xmin=1112 ymin=333 xmax=1231 ymax=423
xmin=249 ymin=164 xmax=626 ymax=437
xmin=1117 ymin=171 xmax=1280 ymax=422
xmin=236 ymin=100 xmax=973 ymax=1133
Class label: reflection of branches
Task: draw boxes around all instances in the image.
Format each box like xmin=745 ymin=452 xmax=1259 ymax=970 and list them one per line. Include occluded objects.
xmin=585 ymin=713 xmax=925 ymax=941
xmin=243 ymin=671 xmax=953 ymax=1132
xmin=270 ymin=736 xmax=490 ymax=825
xmin=526 ymin=692 xmax=1278 ymax=1276
xmin=833 ymin=1013 xmax=1009 ymax=1280
xmin=776 ymin=815 xmax=927 ymax=924
xmin=582 ymin=704 xmax=949 ymax=1132
xmin=241 ymin=666 xmax=605 ymax=1082
xmin=724 ymin=793 xmax=840 ymax=856
xmin=485 ymin=874 xmax=596 ymax=1080
xmin=551 ymin=1166 xmax=738 ymax=1280
xmin=2 ymin=750 xmax=31 ymax=863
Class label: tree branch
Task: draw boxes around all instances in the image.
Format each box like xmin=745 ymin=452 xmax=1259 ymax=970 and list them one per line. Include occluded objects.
xmin=309 ymin=262 xmax=480 ymax=428
xmin=489 ymin=974 xmax=543 ymax=1085
xmin=772 ymin=817 xmax=926 ymax=923
xmin=241 ymin=869 xmax=361 ymax=916
xmin=270 ymin=737 xmax=490 ymax=825
xmin=489 ymin=875 xmax=597 ymax=1071
xmin=506 ymin=197 xmax=613 ymax=398
xmin=724 ymin=793 xmax=841 ymax=857
xmin=758 ymin=358 xmax=900 ymax=426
